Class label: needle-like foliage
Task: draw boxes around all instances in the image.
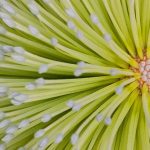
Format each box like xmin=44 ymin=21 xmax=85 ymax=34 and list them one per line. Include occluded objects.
xmin=0 ymin=0 xmax=150 ymax=150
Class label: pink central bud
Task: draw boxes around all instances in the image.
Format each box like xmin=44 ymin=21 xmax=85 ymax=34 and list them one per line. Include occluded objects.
xmin=136 ymin=57 xmax=150 ymax=90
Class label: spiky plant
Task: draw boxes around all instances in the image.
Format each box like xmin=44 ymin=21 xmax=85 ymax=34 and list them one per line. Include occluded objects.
xmin=0 ymin=0 xmax=150 ymax=149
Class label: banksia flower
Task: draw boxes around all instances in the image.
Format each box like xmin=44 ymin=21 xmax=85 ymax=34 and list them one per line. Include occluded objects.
xmin=1 ymin=0 xmax=150 ymax=150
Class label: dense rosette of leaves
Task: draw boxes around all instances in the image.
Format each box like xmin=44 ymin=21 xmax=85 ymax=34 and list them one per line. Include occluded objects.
xmin=0 ymin=0 xmax=150 ymax=150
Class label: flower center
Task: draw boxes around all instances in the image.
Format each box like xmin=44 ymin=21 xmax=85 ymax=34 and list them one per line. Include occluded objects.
xmin=132 ymin=56 xmax=150 ymax=91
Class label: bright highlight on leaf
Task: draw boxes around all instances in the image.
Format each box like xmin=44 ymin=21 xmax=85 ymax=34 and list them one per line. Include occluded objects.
xmin=0 ymin=0 xmax=150 ymax=150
